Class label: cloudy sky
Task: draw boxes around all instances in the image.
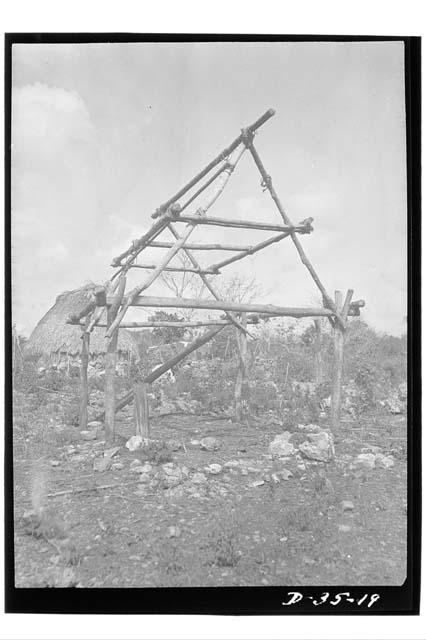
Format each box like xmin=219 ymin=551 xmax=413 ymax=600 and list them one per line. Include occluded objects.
xmin=11 ymin=41 xmax=407 ymax=336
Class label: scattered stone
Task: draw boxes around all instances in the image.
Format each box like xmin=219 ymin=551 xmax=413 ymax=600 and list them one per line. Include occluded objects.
xmin=70 ymin=454 xmax=86 ymax=463
xmin=299 ymin=430 xmax=334 ymax=463
xmin=103 ymin=446 xmax=121 ymax=459
xmin=200 ymin=437 xmax=220 ymax=451
xmin=297 ymin=463 xmax=306 ymax=471
xmin=133 ymin=487 xmax=147 ymax=497
xmin=251 ymin=480 xmax=265 ymax=487
xmin=361 ymin=445 xmax=382 ymax=454
xmin=279 ymin=469 xmax=293 ymax=480
xmin=80 ymin=430 xmax=97 ymax=441
xmin=111 ymin=462 xmax=124 ymax=471
xmin=50 ymin=460 xmax=60 ymax=467
xmin=271 ymin=473 xmax=281 ymax=484
xmin=88 ymin=421 xmax=102 ymax=429
xmin=279 ymin=536 xmax=288 ymax=542
xmin=130 ymin=466 xmax=145 ymax=474
xmin=190 ymin=439 xmax=201 ymax=446
xmin=167 ymin=526 xmax=181 ymax=538
xmin=206 ymin=463 xmax=222 ymax=475
xmin=224 ymin=459 xmax=241 ymax=468
xmin=342 ymin=500 xmax=354 ymax=511
xmin=162 ymin=463 xmax=180 ymax=476
xmin=269 ymin=433 xmax=296 ymax=459
xmin=93 ymin=457 xmax=111 ymax=473
xmin=165 ymin=485 xmax=185 ymax=499
xmin=375 ymin=454 xmax=395 ymax=469
xmin=355 ymin=453 xmax=376 ymax=470
xmin=166 ymin=439 xmax=182 ymax=451
xmin=338 ymin=524 xmax=351 ymax=533
xmin=126 ymin=435 xmax=143 ymax=451
xmin=297 ymin=423 xmax=322 ymax=433
xmin=191 ymin=472 xmax=208 ymax=484
xmin=241 ymin=469 xmax=249 ymax=476
xmin=130 ymin=459 xmax=142 ymax=469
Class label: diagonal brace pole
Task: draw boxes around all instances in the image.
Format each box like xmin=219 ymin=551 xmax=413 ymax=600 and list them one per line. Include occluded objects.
xmin=246 ymin=140 xmax=345 ymax=330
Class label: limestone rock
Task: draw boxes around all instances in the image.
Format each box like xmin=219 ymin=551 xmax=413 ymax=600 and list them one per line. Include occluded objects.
xmin=88 ymin=420 xmax=102 ymax=429
xmin=200 ymin=437 xmax=220 ymax=451
xmin=355 ymin=453 xmax=376 ymax=469
xmin=125 ymin=435 xmax=143 ymax=451
xmin=375 ymin=453 xmax=395 ymax=469
xmin=269 ymin=433 xmax=296 ymax=459
xmin=297 ymin=423 xmax=322 ymax=434
xmin=191 ymin=472 xmax=208 ymax=484
xmin=299 ymin=430 xmax=334 ymax=462
xmin=80 ymin=430 xmax=97 ymax=441
xmin=206 ymin=463 xmax=222 ymax=475
xmin=93 ymin=457 xmax=111 ymax=473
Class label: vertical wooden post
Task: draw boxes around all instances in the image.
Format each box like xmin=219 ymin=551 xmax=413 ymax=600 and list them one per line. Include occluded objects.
xmin=134 ymin=382 xmax=150 ymax=438
xmin=313 ymin=319 xmax=324 ymax=385
xmin=104 ymin=307 xmax=119 ymax=444
xmin=104 ymin=276 xmax=127 ymax=444
xmin=330 ymin=289 xmax=353 ymax=432
xmin=331 ymin=291 xmax=344 ymax=432
xmin=78 ymin=318 xmax=90 ymax=431
xmin=234 ymin=313 xmax=248 ymax=422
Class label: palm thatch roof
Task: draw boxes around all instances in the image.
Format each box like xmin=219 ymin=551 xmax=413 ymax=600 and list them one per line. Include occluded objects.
xmin=25 ymin=284 xmax=139 ymax=359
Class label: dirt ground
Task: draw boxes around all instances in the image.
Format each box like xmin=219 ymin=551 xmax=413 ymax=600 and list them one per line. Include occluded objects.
xmin=13 ymin=389 xmax=407 ymax=588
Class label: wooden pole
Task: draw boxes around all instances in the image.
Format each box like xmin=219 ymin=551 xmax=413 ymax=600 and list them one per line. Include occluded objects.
xmin=234 ymin=313 xmax=248 ymax=422
xmin=107 ymin=147 xmax=246 ymax=340
xmin=146 ymin=241 xmax=256 ymax=251
xmin=78 ymin=318 xmax=90 ymax=431
xmin=129 ymin=263 xmax=219 ymax=275
xmin=173 ymin=215 xmax=309 ymax=233
xmin=73 ymin=318 xmax=259 ymax=329
xmin=103 ymin=279 xmax=126 ymax=443
xmin=96 ymin=325 xmax=226 ymax=419
xmin=111 ymin=213 xmax=171 ymax=268
xmin=330 ymin=289 xmax=354 ymax=432
xmin=134 ymin=382 xmax=150 ymax=438
xmin=106 ymin=223 xmax=197 ymax=339
xmin=313 ymin=319 xmax=324 ymax=385
xmin=105 ymin=293 xmax=351 ymax=318
xmin=246 ymin=141 xmax=345 ymax=329
xmin=208 ymin=231 xmax=292 ymax=272
xmin=151 ymin=108 xmax=275 ymax=219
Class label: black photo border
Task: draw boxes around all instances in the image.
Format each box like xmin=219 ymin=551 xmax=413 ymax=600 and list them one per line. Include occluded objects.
xmin=4 ymin=33 xmax=421 ymax=615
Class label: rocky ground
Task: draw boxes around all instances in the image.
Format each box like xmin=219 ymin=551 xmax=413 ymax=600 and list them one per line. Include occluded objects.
xmin=13 ymin=389 xmax=407 ymax=588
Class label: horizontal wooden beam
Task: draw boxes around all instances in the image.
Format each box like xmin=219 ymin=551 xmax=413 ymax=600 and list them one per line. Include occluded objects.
xmin=105 ymin=294 xmax=346 ymax=318
xmin=71 ymin=317 xmax=261 ymax=329
xmin=127 ymin=263 xmax=219 ymax=275
xmin=147 ymin=241 xmax=254 ymax=251
xmin=174 ymin=215 xmax=312 ymax=233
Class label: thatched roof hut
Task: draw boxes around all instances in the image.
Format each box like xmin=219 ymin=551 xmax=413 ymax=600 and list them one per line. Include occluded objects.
xmin=25 ymin=284 xmax=139 ymax=362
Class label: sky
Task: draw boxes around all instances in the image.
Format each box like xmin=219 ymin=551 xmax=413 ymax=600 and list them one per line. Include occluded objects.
xmin=11 ymin=41 xmax=407 ymax=337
